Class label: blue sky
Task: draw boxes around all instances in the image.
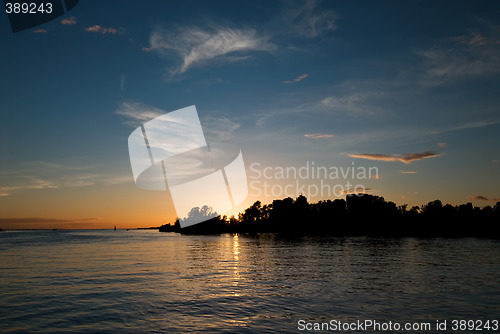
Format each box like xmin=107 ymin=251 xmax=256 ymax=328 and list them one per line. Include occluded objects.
xmin=1 ymin=0 xmax=500 ymax=228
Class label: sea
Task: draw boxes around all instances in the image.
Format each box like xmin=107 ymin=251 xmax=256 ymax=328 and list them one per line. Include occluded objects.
xmin=1 ymin=230 xmax=499 ymax=333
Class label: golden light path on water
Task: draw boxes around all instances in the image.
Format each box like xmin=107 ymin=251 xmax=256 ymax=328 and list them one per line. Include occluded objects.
xmin=232 ymin=234 xmax=240 ymax=297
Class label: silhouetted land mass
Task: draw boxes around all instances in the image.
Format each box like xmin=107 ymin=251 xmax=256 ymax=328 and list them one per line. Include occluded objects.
xmin=159 ymin=194 xmax=500 ymax=238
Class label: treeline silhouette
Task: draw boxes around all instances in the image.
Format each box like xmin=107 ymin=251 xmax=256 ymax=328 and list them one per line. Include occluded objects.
xmin=159 ymin=194 xmax=500 ymax=238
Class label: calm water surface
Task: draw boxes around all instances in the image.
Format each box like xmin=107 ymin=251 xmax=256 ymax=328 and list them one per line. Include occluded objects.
xmin=1 ymin=230 xmax=499 ymax=333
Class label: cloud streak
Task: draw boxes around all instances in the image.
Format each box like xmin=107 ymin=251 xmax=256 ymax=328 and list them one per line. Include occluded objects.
xmin=202 ymin=115 xmax=241 ymax=142
xmin=319 ymin=91 xmax=385 ymax=116
xmin=61 ymin=16 xmax=76 ymax=25
xmin=145 ymin=26 xmax=276 ymax=77
xmin=115 ymin=101 xmax=165 ymax=127
xmin=453 ymin=34 xmax=500 ymax=46
xmin=419 ymin=27 xmax=500 ymax=85
xmin=283 ymin=73 xmax=308 ymax=84
xmin=0 ymin=161 xmax=98 ymax=197
xmin=0 ymin=174 xmax=98 ymax=197
xmin=0 ymin=217 xmax=101 ymax=224
xmin=143 ymin=2 xmax=336 ymax=78
xmin=304 ymin=133 xmax=334 ymax=139
xmin=282 ymin=0 xmax=337 ymax=38
xmin=85 ymin=25 xmax=120 ymax=35
xmin=349 ymin=151 xmax=440 ymax=164
xmin=448 ymin=119 xmax=500 ymax=131
xmin=467 ymin=195 xmax=500 ymax=202
xmin=0 ymin=217 xmax=103 ymax=229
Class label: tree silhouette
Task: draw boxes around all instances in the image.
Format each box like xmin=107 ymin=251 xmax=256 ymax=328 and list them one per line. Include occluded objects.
xmin=158 ymin=194 xmax=500 ymax=238
xmin=187 ymin=205 xmax=217 ymax=219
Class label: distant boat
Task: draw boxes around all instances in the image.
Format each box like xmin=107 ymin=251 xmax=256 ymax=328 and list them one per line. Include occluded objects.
xmin=114 ymin=226 xmax=117 ymax=231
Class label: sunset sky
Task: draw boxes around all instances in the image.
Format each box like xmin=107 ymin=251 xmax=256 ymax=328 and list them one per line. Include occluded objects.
xmin=1 ymin=0 xmax=500 ymax=229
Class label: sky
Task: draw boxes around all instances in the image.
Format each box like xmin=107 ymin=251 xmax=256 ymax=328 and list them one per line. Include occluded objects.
xmin=1 ymin=0 xmax=499 ymax=229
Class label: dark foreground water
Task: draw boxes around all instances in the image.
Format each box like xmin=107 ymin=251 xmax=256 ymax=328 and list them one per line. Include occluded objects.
xmin=0 ymin=230 xmax=499 ymax=333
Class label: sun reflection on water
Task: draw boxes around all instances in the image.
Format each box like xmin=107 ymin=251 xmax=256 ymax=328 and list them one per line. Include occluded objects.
xmin=233 ymin=233 xmax=240 ymax=260
xmin=231 ymin=234 xmax=240 ymax=297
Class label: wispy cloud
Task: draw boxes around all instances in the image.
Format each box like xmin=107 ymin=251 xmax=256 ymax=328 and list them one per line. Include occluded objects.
xmin=448 ymin=119 xmax=499 ymax=131
xmin=304 ymin=133 xmax=334 ymax=139
xmin=467 ymin=195 xmax=500 ymax=202
xmin=0 ymin=217 xmax=101 ymax=224
xmin=419 ymin=25 xmax=500 ymax=85
xmin=0 ymin=217 xmax=103 ymax=229
xmin=400 ymin=171 xmax=417 ymax=174
xmin=115 ymin=101 xmax=165 ymax=127
xmin=202 ymin=115 xmax=241 ymax=142
xmin=0 ymin=174 xmax=99 ymax=197
xmin=32 ymin=29 xmax=47 ymax=34
xmin=0 ymin=180 xmax=58 ymax=193
xmin=254 ymin=80 xmax=394 ymax=128
xmin=320 ymin=91 xmax=385 ymax=116
xmin=85 ymin=25 xmax=121 ymax=35
xmin=120 ymin=74 xmax=126 ymax=92
xmin=282 ymin=0 xmax=337 ymax=38
xmin=283 ymin=73 xmax=308 ymax=84
xmin=437 ymin=142 xmax=448 ymax=148
xmin=432 ymin=119 xmax=499 ymax=135
xmin=61 ymin=16 xmax=76 ymax=25
xmin=349 ymin=151 xmax=440 ymax=164
xmin=0 ymin=161 xmax=98 ymax=197
xmin=453 ymin=34 xmax=500 ymax=46
xmin=145 ymin=26 xmax=276 ymax=77
xmin=103 ymin=175 xmax=133 ymax=185
xmin=468 ymin=195 xmax=489 ymax=201
xmin=142 ymin=2 xmax=336 ymax=79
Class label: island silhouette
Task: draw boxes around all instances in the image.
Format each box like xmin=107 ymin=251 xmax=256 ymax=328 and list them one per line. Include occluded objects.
xmin=159 ymin=194 xmax=500 ymax=238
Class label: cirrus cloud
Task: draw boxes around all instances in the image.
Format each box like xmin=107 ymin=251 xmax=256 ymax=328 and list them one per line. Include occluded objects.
xmin=283 ymin=73 xmax=308 ymax=84
xmin=115 ymin=101 xmax=165 ymax=127
xmin=144 ymin=26 xmax=276 ymax=77
xmin=281 ymin=0 xmax=337 ymax=38
xmin=304 ymin=133 xmax=334 ymax=139
xmin=418 ymin=25 xmax=500 ymax=86
xmin=349 ymin=151 xmax=440 ymax=164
